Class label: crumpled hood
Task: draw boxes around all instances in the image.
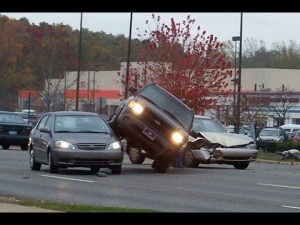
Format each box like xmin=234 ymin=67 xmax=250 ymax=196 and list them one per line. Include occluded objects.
xmin=194 ymin=132 xmax=254 ymax=147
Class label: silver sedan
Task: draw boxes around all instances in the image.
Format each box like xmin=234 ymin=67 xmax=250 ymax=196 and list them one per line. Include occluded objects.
xmin=29 ymin=111 xmax=123 ymax=174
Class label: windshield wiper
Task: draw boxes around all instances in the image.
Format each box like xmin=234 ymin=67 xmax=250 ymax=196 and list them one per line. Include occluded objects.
xmin=73 ymin=130 xmax=109 ymax=134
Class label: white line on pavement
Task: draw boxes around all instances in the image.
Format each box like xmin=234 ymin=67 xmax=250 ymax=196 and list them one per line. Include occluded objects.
xmin=282 ymin=205 xmax=300 ymax=210
xmin=258 ymin=183 xmax=300 ymax=190
xmin=41 ymin=174 xmax=94 ymax=183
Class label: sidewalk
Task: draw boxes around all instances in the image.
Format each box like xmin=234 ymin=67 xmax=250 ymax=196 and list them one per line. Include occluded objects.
xmin=0 ymin=203 xmax=60 ymax=212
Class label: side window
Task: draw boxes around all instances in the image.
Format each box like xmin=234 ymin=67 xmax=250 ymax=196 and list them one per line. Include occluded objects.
xmin=37 ymin=115 xmax=49 ymax=130
xmin=45 ymin=115 xmax=53 ymax=129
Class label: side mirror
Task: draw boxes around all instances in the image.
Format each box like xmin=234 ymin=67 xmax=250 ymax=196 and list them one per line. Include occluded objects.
xmin=40 ymin=127 xmax=51 ymax=133
xmin=129 ymin=86 xmax=138 ymax=95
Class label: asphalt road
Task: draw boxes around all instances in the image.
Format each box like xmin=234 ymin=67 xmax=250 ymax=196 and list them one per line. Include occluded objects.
xmin=1 ymin=147 xmax=300 ymax=212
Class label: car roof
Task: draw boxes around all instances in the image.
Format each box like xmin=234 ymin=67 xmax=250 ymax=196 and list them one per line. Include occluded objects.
xmin=46 ymin=111 xmax=100 ymax=116
xmin=0 ymin=111 xmax=19 ymax=114
xmin=261 ymin=127 xmax=281 ymax=130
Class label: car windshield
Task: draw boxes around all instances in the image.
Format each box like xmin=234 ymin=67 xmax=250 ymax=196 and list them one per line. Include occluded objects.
xmin=54 ymin=115 xmax=111 ymax=133
xmin=0 ymin=113 xmax=26 ymax=123
xmin=260 ymin=129 xmax=279 ymax=136
xmin=192 ymin=117 xmax=226 ymax=133
xmin=139 ymin=84 xmax=194 ymax=131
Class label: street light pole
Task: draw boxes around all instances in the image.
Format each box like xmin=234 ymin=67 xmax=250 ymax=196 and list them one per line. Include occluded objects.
xmin=236 ymin=12 xmax=243 ymax=134
xmin=232 ymin=36 xmax=240 ymax=133
xmin=125 ymin=12 xmax=133 ymax=99
xmin=75 ymin=12 xmax=83 ymax=111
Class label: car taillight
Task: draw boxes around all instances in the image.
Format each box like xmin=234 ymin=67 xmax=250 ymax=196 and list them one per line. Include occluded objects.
xmin=22 ymin=128 xmax=31 ymax=134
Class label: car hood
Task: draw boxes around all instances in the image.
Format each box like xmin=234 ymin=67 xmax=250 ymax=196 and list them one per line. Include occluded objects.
xmin=54 ymin=133 xmax=116 ymax=144
xmin=197 ymin=132 xmax=254 ymax=147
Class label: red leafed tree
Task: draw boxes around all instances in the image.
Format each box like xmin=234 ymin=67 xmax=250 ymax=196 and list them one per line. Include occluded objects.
xmin=131 ymin=14 xmax=232 ymax=114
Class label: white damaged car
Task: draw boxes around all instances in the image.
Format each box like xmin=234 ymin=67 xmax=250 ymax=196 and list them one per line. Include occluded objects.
xmin=183 ymin=115 xmax=258 ymax=169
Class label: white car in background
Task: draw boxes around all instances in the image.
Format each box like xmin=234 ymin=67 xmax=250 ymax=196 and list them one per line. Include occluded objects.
xmin=183 ymin=115 xmax=258 ymax=169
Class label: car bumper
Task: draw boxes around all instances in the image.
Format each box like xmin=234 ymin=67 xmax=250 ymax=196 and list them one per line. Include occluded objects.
xmin=0 ymin=135 xmax=29 ymax=145
xmin=51 ymin=149 xmax=123 ymax=167
xmin=191 ymin=147 xmax=258 ymax=164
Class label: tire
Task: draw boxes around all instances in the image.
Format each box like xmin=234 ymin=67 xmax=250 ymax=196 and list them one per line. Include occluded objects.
xmin=21 ymin=144 xmax=28 ymax=151
xmin=90 ymin=166 xmax=101 ymax=173
xmin=30 ymin=148 xmax=41 ymax=171
xmin=128 ymin=147 xmax=146 ymax=164
xmin=233 ymin=162 xmax=249 ymax=170
xmin=48 ymin=150 xmax=59 ymax=173
xmin=2 ymin=144 xmax=10 ymax=150
xmin=110 ymin=165 xmax=122 ymax=174
xmin=152 ymin=159 xmax=171 ymax=173
xmin=183 ymin=149 xmax=200 ymax=168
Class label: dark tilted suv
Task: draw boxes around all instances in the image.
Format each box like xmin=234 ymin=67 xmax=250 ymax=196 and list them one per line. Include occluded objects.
xmin=109 ymin=83 xmax=194 ymax=173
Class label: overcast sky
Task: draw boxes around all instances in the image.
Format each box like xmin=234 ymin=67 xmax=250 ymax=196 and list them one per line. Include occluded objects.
xmin=1 ymin=12 xmax=299 ymax=49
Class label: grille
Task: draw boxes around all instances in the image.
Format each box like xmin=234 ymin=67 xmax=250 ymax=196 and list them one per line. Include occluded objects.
xmin=77 ymin=143 xmax=106 ymax=150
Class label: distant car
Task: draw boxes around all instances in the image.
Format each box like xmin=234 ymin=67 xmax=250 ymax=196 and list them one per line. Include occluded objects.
xmin=256 ymin=127 xmax=288 ymax=150
xmin=291 ymin=130 xmax=300 ymax=142
xmin=0 ymin=111 xmax=32 ymax=151
xmin=183 ymin=115 xmax=258 ymax=169
xmin=108 ymin=83 xmax=194 ymax=173
xmin=29 ymin=111 xmax=123 ymax=174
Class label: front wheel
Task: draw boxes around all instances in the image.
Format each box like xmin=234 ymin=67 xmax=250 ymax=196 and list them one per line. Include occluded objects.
xmin=233 ymin=162 xmax=249 ymax=170
xmin=152 ymin=160 xmax=171 ymax=173
xmin=110 ymin=165 xmax=122 ymax=174
xmin=90 ymin=166 xmax=101 ymax=173
xmin=127 ymin=147 xmax=146 ymax=164
xmin=48 ymin=150 xmax=59 ymax=173
xmin=183 ymin=149 xmax=199 ymax=168
xmin=30 ymin=149 xmax=41 ymax=171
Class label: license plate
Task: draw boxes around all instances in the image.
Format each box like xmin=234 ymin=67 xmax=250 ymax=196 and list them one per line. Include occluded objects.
xmin=143 ymin=127 xmax=157 ymax=141
xmin=8 ymin=130 xmax=17 ymax=135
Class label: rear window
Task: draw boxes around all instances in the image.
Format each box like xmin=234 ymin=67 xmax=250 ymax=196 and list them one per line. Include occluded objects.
xmin=139 ymin=84 xmax=194 ymax=131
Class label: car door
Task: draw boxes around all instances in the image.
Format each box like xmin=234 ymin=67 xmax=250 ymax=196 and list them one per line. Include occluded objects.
xmin=32 ymin=114 xmax=50 ymax=163
xmin=39 ymin=115 xmax=53 ymax=163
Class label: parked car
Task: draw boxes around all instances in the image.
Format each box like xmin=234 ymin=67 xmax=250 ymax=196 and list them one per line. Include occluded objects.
xmin=280 ymin=123 xmax=300 ymax=134
xmin=291 ymin=130 xmax=300 ymax=142
xmin=29 ymin=111 xmax=123 ymax=174
xmin=256 ymin=127 xmax=288 ymax=150
xmin=183 ymin=115 xmax=258 ymax=169
xmin=108 ymin=83 xmax=194 ymax=173
xmin=0 ymin=111 xmax=32 ymax=150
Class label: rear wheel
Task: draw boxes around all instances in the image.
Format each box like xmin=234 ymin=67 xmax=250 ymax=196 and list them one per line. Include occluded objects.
xmin=2 ymin=144 xmax=10 ymax=150
xmin=233 ymin=162 xmax=249 ymax=170
xmin=127 ymin=147 xmax=146 ymax=164
xmin=48 ymin=150 xmax=59 ymax=173
xmin=183 ymin=149 xmax=200 ymax=168
xmin=21 ymin=144 xmax=28 ymax=151
xmin=30 ymin=148 xmax=41 ymax=171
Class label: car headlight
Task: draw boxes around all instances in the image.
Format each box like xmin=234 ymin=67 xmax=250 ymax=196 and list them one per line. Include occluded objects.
xmin=128 ymin=101 xmax=144 ymax=115
xmin=108 ymin=141 xmax=122 ymax=150
xmin=171 ymin=131 xmax=184 ymax=145
xmin=55 ymin=141 xmax=75 ymax=150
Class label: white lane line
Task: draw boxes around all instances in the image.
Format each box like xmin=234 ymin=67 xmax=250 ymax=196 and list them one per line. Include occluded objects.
xmin=282 ymin=205 xmax=300 ymax=210
xmin=41 ymin=174 xmax=94 ymax=183
xmin=258 ymin=183 xmax=300 ymax=190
